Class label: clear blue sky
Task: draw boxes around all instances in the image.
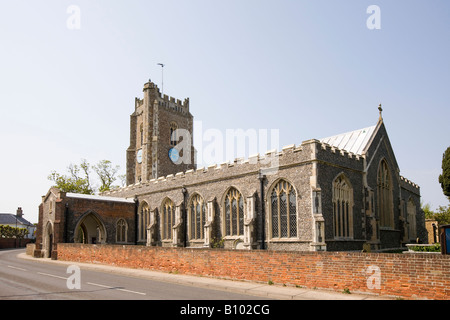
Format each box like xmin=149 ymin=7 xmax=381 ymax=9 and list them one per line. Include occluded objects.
xmin=0 ymin=0 xmax=449 ymax=223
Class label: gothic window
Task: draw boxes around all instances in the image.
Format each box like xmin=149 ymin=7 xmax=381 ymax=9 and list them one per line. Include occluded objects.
xmin=116 ymin=219 xmax=127 ymax=243
xmin=140 ymin=123 xmax=144 ymax=146
xmin=162 ymin=198 xmax=175 ymax=240
xmin=170 ymin=122 xmax=178 ymax=146
xmin=377 ymin=160 xmax=394 ymax=228
xmin=139 ymin=202 xmax=150 ymax=241
xmin=270 ymin=180 xmax=297 ymax=239
xmin=224 ymin=188 xmax=244 ymax=236
xmin=333 ymin=175 xmax=353 ymax=239
xmin=189 ymin=194 xmax=206 ymax=240
xmin=407 ymin=199 xmax=417 ymax=240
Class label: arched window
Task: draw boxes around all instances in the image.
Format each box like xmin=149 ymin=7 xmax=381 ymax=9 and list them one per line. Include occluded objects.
xmin=224 ymin=188 xmax=244 ymax=236
xmin=377 ymin=160 xmax=394 ymax=228
xmin=139 ymin=202 xmax=150 ymax=241
xmin=170 ymin=122 xmax=178 ymax=146
xmin=162 ymin=198 xmax=175 ymax=240
xmin=270 ymin=180 xmax=297 ymax=239
xmin=116 ymin=219 xmax=128 ymax=243
xmin=407 ymin=199 xmax=417 ymax=240
xmin=333 ymin=174 xmax=353 ymax=239
xmin=189 ymin=194 xmax=206 ymax=240
xmin=140 ymin=123 xmax=144 ymax=146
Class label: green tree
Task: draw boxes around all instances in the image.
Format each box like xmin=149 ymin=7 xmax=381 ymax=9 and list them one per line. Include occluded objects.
xmin=422 ymin=202 xmax=450 ymax=226
xmin=48 ymin=159 xmax=123 ymax=194
xmin=48 ymin=159 xmax=94 ymax=194
xmin=439 ymin=146 xmax=450 ymax=199
xmin=93 ymin=160 xmax=121 ymax=193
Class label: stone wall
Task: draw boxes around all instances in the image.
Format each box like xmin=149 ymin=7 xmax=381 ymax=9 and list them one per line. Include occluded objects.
xmin=57 ymin=243 xmax=450 ymax=300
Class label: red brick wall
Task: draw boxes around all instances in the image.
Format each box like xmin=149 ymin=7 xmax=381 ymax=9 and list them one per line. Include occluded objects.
xmin=0 ymin=238 xmax=32 ymax=249
xmin=57 ymin=244 xmax=450 ymax=300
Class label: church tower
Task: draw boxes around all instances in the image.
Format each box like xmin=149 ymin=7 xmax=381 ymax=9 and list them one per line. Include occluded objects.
xmin=126 ymin=80 xmax=196 ymax=185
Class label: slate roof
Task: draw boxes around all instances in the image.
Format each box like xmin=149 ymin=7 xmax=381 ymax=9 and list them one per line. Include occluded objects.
xmin=0 ymin=214 xmax=34 ymax=227
xmin=319 ymin=125 xmax=376 ymax=156
xmin=66 ymin=193 xmax=135 ymax=203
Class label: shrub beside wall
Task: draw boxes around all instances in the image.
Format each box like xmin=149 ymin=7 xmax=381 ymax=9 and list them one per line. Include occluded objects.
xmin=57 ymin=243 xmax=450 ymax=300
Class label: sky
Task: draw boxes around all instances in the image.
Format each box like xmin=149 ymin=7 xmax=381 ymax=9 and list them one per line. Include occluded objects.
xmin=0 ymin=0 xmax=449 ymax=223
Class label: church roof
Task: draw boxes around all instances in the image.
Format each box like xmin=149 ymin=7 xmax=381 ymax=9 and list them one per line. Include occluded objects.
xmin=66 ymin=193 xmax=135 ymax=203
xmin=319 ymin=125 xmax=376 ymax=156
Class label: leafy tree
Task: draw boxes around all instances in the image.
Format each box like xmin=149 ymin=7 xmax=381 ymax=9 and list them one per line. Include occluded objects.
xmin=48 ymin=159 xmax=94 ymax=194
xmin=0 ymin=225 xmax=28 ymax=238
xmin=422 ymin=202 xmax=450 ymax=226
xmin=439 ymin=146 xmax=450 ymax=199
xmin=48 ymin=159 xmax=123 ymax=194
xmin=93 ymin=160 xmax=121 ymax=192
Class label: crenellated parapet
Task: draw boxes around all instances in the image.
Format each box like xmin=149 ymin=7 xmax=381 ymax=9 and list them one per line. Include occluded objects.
xmin=400 ymin=175 xmax=420 ymax=194
xmin=104 ymin=140 xmax=312 ymax=198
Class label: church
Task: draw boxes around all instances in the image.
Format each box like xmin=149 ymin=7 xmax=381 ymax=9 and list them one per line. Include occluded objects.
xmin=33 ymin=80 xmax=425 ymax=258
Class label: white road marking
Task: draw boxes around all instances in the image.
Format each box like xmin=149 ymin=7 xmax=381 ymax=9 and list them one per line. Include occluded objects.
xmin=87 ymin=282 xmax=146 ymax=296
xmin=37 ymin=272 xmax=68 ymax=280
xmin=7 ymin=265 xmax=27 ymax=271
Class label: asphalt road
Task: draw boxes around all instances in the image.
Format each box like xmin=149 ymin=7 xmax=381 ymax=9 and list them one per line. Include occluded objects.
xmin=0 ymin=249 xmax=268 ymax=300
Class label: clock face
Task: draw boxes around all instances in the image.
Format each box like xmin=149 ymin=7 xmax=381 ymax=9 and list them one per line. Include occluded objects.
xmin=136 ymin=149 xmax=143 ymax=164
xmin=168 ymin=148 xmax=179 ymax=163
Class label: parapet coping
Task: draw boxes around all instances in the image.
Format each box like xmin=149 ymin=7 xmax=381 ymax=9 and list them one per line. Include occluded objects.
xmin=104 ymin=139 xmax=366 ymax=196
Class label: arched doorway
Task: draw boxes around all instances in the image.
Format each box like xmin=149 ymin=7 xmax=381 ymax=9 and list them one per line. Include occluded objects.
xmin=44 ymin=222 xmax=53 ymax=258
xmin=74 ymin=212 xmax=107 ymax=244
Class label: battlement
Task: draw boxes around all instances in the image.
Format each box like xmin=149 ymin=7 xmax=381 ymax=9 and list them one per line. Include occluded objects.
xmin=400 ymin=175 xmax=420 ymax=189
xmin=318 ymin=141 xmax=362 ymax=161
xmin=141 ymin=80 xmax=189 ymax=113
xmin=104 ymin=141 xmax=308 ymax=197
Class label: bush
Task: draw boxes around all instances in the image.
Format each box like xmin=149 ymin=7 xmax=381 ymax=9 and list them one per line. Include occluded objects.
xmin=410 ymin=243 xmax=441 ymax=252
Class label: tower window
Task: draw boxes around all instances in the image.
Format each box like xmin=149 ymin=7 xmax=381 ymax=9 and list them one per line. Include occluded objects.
xmin=170 ymin=122 xmax=178 ymax=146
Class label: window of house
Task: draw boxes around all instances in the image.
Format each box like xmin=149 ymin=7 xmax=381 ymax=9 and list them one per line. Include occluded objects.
xmin=189 ymin=194 xmax=206 ymax=240
xmin=224 ymin=188 xmax=244 ymax=236
xmin=333 ymin=174 xmax=353 ymax=239
xmin=270 ymin=180 xmax=297 ymax=239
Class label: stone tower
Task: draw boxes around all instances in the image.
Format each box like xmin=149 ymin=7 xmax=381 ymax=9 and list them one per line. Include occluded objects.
xmin=126 ymin=80 xmax=196 ymax=185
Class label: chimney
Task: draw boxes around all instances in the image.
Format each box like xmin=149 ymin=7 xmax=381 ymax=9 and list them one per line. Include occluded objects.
xmin=16 ymin=207 xmax=23 ymax=218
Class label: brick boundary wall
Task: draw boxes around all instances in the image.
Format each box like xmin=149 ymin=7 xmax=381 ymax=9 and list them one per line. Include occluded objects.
xmin=0 ymin=238 xmax=32 ymax=249
xmin=56 ymin=243 xmax=450 ymax=300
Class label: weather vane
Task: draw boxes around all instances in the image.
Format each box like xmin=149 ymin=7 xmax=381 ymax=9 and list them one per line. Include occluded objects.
xmin=378 ymin=103 xmax=383 ymax=121
xmin=157 ymin=63 xmax=165 ymax=95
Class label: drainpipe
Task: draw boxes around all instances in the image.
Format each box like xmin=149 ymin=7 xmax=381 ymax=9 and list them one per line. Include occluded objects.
xmin=64 ymin=203 xmax=69 ymax=243
xmin=259 ymin=170 xmax=266 ymax=250
xmin=134 ymin=196 xmax=139 ymax=245
xmin=182 ymin=186 xmax=187 ymax=247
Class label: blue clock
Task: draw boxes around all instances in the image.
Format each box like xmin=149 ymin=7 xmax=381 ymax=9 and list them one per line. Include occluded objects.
xmin=168 ymin=148 xmax=179 ymax=163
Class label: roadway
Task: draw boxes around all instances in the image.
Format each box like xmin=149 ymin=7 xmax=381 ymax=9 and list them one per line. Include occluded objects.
xmin=0 ymin=248 xmax=268 ymax=300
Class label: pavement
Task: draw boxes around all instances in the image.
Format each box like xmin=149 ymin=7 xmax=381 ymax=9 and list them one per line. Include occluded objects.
xmin=19 ymin=252 xmax=391 ymax=300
